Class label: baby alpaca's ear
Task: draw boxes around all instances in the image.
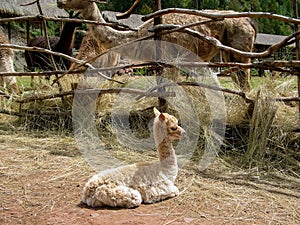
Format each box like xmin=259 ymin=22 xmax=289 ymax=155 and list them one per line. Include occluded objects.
xmin=153 ymin=107 xmax=160 ymax=117
xmin=159 ymin=113 xmax=165 ymax=122
xmin=154 ymin=107 xmax=165 ymax=122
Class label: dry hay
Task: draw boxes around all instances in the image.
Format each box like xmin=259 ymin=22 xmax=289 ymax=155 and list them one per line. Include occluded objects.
xmin=20 ymin=71 xmax=300 ymax=173
xmin=4 ymin=64 xmax=299 ymax=175
xmin=77 ymin=66 xmax=224 ymax=170
xmin=14 ymin=80 xmax=73 ymax=131
xmin=221 ymin=76 xmax=300 ymax=174
xmin=90 ymin=70 xmax=300 ymax=175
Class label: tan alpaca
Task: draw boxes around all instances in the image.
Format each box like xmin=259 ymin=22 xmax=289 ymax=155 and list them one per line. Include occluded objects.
xmin=0 ymin=29 xmax=19 ymax=95
xmin=74 ymin=30 xmax=105 ymax=65
xmin=60 ymin=30 xmax=120 ymax=91
xmin=57 ymin=0 xmax=256 ymax=91
xmin=59 ymin=31 xmax=105 ymax=91
xmin=82 ymin=107 xmax=186 ymax=208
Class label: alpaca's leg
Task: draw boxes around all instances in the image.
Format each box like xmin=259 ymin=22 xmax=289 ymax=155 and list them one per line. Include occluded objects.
xmin=142 ymin=182 xmax=179 ymax=204
xmin=167 ymin=183 xmax=179 ymax=197
xmin=3 ymin=76 xmax=19 ymax=94
xmin=158 ymin=183 xmax=179 ymax=201
xmin=83 ymin=185 xmax=142 ymax=208
xmin=0 ymin=96 xmax=5 ymax=109
xmin=2 ymin=57 xmax=19 ymax=94
xmin=0 ymin=77 xmax=6 ymax=109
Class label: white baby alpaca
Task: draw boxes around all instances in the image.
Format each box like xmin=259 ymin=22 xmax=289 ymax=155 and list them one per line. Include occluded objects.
xmin=82 ymin=107 xmax=186 ymax=208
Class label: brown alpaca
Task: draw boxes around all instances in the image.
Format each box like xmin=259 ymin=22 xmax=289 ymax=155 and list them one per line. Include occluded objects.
xmin=25 ymin=12 xmax=81 ymax=72
xmin=0 ymin=29 xmax=19 ymax=101
xmin=57 ymin=0 xmax=256 ymax=91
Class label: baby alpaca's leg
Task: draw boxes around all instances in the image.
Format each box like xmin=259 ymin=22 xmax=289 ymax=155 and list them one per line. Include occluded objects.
xmin=84 ymin=185 xmax=142 ymax=208
xmin=142 ymin=181 xmax=179 ymax=204
xmin=157 ymin=183 xmax=179 ymax=202
xmin=168 ymin=184 xmax=179 ymax=197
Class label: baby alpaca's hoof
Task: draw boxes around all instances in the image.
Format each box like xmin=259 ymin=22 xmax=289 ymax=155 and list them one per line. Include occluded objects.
xmin=170 ymin=185 xmax=179 ymax=197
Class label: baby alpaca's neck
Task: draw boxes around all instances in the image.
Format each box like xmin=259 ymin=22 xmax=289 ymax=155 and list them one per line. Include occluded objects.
xmin=157 ymin=138 xmax=178 ymax=182
xmin=157 ymin=138 xmax=175 ymax=162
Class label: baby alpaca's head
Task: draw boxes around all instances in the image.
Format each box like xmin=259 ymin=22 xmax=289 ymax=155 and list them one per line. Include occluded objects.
xmin=153 ymin=107 xmax=186 ymax=146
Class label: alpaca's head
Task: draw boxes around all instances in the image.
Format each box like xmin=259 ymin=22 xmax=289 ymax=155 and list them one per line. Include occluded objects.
xmin=57 ymin=0 xmax=93 ymax=10
xmin=153 ymin=107 xmax=186 ymax=147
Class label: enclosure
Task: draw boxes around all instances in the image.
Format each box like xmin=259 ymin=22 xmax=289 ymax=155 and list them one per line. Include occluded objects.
xmin=0 ymin=0 xmax=299 ymax=224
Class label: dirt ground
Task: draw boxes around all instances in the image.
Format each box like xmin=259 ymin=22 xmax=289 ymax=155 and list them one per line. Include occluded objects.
xmin=0 ymin=124 xmax=299 ymax=225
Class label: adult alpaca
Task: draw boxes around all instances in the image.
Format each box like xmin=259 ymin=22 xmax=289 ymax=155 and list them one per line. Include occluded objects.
xmin=82 ymin=108 xmax=185 ymax=208
xmin=25 ymin=11 xmax=81 ymax=72
xmin=0 ymin=29 xmax=19 ymax=95
xmin=57 ymin=0 xmax=256 ymax=91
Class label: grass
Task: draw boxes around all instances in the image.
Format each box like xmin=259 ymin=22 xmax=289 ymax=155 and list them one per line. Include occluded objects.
xmin=17 ymin=75 xmax=60 ymax=92
xmin=219 ymin=75 xmax=298 ymax=91
xmin=17 ymin=76 xmax=31 ymax=89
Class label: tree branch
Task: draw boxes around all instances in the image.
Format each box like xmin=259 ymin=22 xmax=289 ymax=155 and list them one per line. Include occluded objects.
xmin=116 ymin=0 xmax=141 ymax=19
xmin=0 ymin=43 xmax=84 ymax=65
xmin=15 ymin=88 xmax=175 ymax=104
xmin=178 ymin=61 xmax=300 ymax=75
xmin=0 ymin=15 xmax=138 ymax=31
xmin=151 ymin=23 xmax=299 ymax=59
xmin=0 ymin=90 xmax=11 ymax=99
xmin=0 ymin=69 xmax=86 ymax=77
xmin=142 ymin=8 xmax=300 ymax=25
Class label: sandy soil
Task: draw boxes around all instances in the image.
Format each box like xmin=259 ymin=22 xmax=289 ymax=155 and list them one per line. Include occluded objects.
xmin=0 ymin=127 xmax=299 ymax=225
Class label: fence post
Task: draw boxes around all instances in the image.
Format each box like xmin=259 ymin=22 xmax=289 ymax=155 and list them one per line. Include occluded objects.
xmin=293 ymin=0 xmax=300 ymax=118
xmin=153 ymin=0 xmax=167 ymax=112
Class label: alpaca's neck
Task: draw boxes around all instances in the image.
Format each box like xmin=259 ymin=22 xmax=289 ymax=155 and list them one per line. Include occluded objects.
xmin=157 ymin=138 xmax=175 ymax=162
xmin=157 ymin=138 xmax=178 ymax=182
xmin=81 ymin=2 xmax=104 ymax=22
xmin=80 ymin=2 xmax=149 ymax=49
xmin=153 ymin=121 xmax=177 ymax=162
xmin=55 ymin=22 xmax=78 ymax=55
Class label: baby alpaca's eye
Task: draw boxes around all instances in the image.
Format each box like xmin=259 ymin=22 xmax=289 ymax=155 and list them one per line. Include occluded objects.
xmin=171 ymin=127 xmax=177 ymax=131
